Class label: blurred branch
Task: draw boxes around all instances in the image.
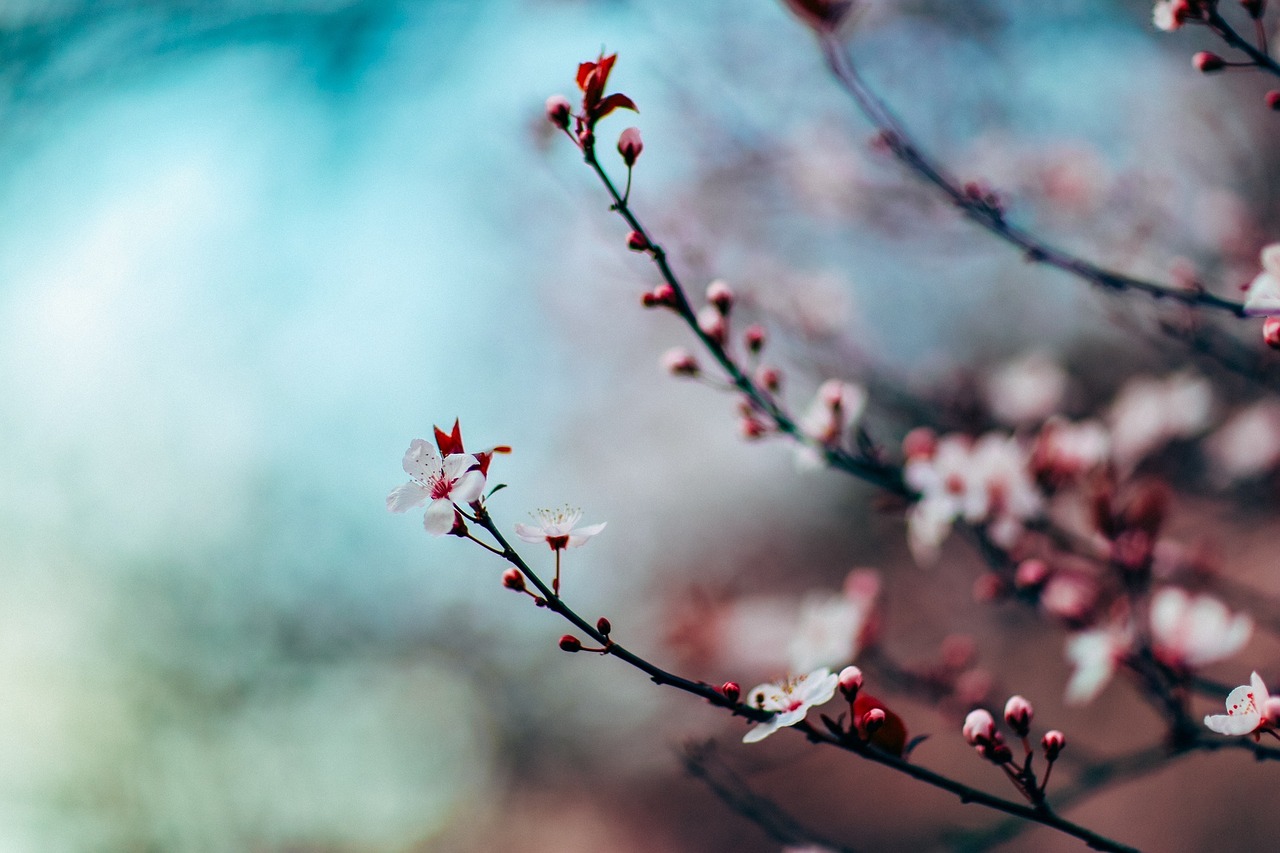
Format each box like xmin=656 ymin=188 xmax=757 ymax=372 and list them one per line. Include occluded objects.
xmin=813 ymin=33 xmax=1252 ymax=320
xmin=683 ymin=741 xmax=861 ymax=853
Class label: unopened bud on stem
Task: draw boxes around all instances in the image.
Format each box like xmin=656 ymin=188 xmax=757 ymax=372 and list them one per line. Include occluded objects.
xmin=502 ymin=568 xmax=526 ymax=592
xmin=617 ymin=127 xmax=643 ymax=166
xmin=559 ymin=635 xmax=583 ymax=653
xmin=545 ymin=95 xmax=571 ymax=129
xmin=1042 ymin=729 xmax=1066 ymax=761
xmin=1004 ymin=695 xmax=1034 ymax=737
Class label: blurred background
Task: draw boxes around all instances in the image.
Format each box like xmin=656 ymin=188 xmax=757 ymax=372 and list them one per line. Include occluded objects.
xmin=1 ymin=0 xmax=1278 ymax=850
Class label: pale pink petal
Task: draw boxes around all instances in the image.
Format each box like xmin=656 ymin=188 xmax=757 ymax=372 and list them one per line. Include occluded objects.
xmin=514 ymin=523 xmax=546 ymax=544
xmin=386 ymin=481 xmax=429 ymax=513
xmin=1205 ymin=710 xmax=1262 ymax=736
xmin=567 ymin=522 xmax=607 ymax=547
xmin=402 ymin=438 xmax=440 ymax=480
xmin=451 ymin=468 xmax=486 ymax=503
xmin=742 ymin=717 xmax=782 ymax=743
xmin=796 ymin=669 xmax=838 ymax=706
xmin=1245 ymin=272 xmax=1280 ymax=316
xmin=441 ymin=453 xmax=480 ymax=482
xmin=423 ymin=499 xmax=456 ymax=536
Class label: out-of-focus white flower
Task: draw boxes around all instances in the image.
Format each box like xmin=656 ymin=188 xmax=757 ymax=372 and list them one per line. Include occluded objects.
xmin=1152 ymin=0 xmax=1186 ymax=32
xmin=743 ymin=668 xmax=839 ymax=743
xmin=1205 ymin=671 xmax=1272 ymax=736
xmin=1205 ymin=401 xmax=1280 ymax=484
xmin=1108 ymin=372 xmax=1212 ymax=473
xmin=787 ymin=569 xmax=881 ymax=673
xmin=905 ymin=433 xmax=1042 ymax=565
xmin=799 ymin=379 xmax=867 ymax=446
xmin=985 ymin=351 xmax=1068 ymax=426
xmin=1244 ymin=244 xmax=1280 ymax=316
xmin=1064 ymin=621 xmax=1133 ymax=705
xmin=386 ymin=440 xmax=485 ymax=535
xmin=515 ymin=507 xmax=606 ymax=550
xmin=1150 ymin=587 xmax=1251 ymax=669
xmin=1032 ymin=417 xmax=1111 ymax=482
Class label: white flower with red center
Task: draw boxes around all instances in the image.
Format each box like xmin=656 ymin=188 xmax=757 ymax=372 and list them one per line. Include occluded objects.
xmin=386 ymin=439 xmax=486 ymax=535
xmin=904 ymin=432 xmax=1042 ymax=564
xmin=1150 ymin=587 xmax=1252 ymax=670
xmin=515 ymin=506 xmax=606 ymax=551
xmin=1244 ymin=244 xmax=1280 ymax=316
xmin=1205 ymin=671 xmax=1275 ymax=736
xmin=743 ymin=668 xmax=839 ymax=743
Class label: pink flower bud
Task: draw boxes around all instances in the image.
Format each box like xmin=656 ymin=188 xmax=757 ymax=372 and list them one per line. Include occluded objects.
xmin=972 ymin=573 xmax=1008 ymax=603
xmin=545 ymin=94 xmax=572 ymax=129
xmin=661 ymin=347 xmax=700 ymax=377
xmin=617 ymin=126 xmax=643 ymax=166
xmin=902 ymin=427 xmax=937 ymax=460
xmin=721 ymin=681 xmax=741 ymax=703
xmin=744 ymin=324 xmax=766 ymax=353
xmin=627 ymin=230 xmax=649 ymax=252
xmin=502 ymin=568 xmax=525 ymax=591
xmin=1003 ymin=695 xmax=1034 ymax=736
xmin=596 ymin=616 xmax=612 ymax=635
xmin=706 ymin=279 xmax=734 ymax=313
xmin=861 ymin=707 xmax=885 ymax=735
xmin=755 ymin=365 xmax=782 ymax=393
xmin=740 ymin=416 xmax=768 ymax=440
xmin=1265 ymin=317 xmax=1280 ymax=349
xmin=1193 ymin=51 xmax=1225 ymax=73
xmin=1042 ymin=729 xmax=1066 ymax=760
xmin=963 ymin=708 xmax=996 ymax=745
xmin=697 ymin=305 xmax=728 ymax=345
xmin=838 ymin=665 xmax=863 ymax=700
xmin=1267 ymin=90 xmax=1280 ymax=111
xmin=1015 ymin=558 xmax=1050 ymax=589
xmin=559 ymin=634 xmax=582 ymax=653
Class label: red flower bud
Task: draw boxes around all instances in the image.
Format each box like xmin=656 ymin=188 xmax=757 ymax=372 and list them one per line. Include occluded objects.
xmin=627 ymin=230 xmax=649 ymax=252
xmin=545 ymin=95 xmax=572 ymax=130
xmin=1193 ymin=51 xmax=1225 ymax=73
xmin=755 ymin=366 xmax=782 ymax=393
xmin=1267 ymin=90 xmax=1280 ymax=111
xmin=1042 ymin=729 xmax=1066 ymax=761
xmin=502 ymin=568 xmax=525 ymax=592
xmin=838 ymin=665 xmax=863 ymax=700
xmin=1265 ymin=317 xmax=1280 ymax=349
xmin=617 ymin=126 xmax=643 ymax=166
xmin=721 ymin=681 xmax=741 ymax=703
xmin=596 ymin=617 xmax=612 ymax=636
xmin=744 ymin=324 xmax=766 ymax=353
xmin=559 ymin=635 xmax=583 ymax=653
xmin=861 ymin=707 xmax=885 ymax=735
xmin=1003 ymin=695 xmax=1034 ymax=736
xmin=706 ymin=279 xmax=734 ymax=314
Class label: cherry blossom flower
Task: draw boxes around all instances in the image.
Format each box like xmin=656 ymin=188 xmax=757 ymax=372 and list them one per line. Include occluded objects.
xmin=1107 ymin=372 xmax=1212 ymax=473
xmin=1064 ymin=620 xmax=1133 ymax=705
xmin=800 ymin=380 xmax=867 ymax=446
xmin=1206 ymin=401 xmax=1280 ymax=484
xmin=1244 ymin=244 xmax=1280 ymax=316
xmin=1031 ymin=417 xmax=1110 ymax=484
xmin=743 ymin=668 xmax=839 ymax=743
xmin=985 ymin=351 xmax=1068 ymax=426
xmin=386 ymin=440 xmax=486 ymax=535
xmin=787 ymin=569 xmax=881 ymax=673
xmin=515 ymin=507 xmax=606 ymax=551
xmin=905 ymin=433 xmax=1043 ymax=564
xmin=1150 ymin=587 xmax=1252 ymax=669
xmin=1205 ymin=671 xmax=1275 ymax=736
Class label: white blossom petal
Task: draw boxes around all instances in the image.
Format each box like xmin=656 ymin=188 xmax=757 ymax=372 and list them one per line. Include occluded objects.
xmin=451 ymin=468 xmax=486 ymax=503
xmin=423 ymin=499 xmax=457 ymax=536
xmin=386 ymin=480 xmax=429 ymax=513
xmin=402 ymin=438 xmax=441 ymax=480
